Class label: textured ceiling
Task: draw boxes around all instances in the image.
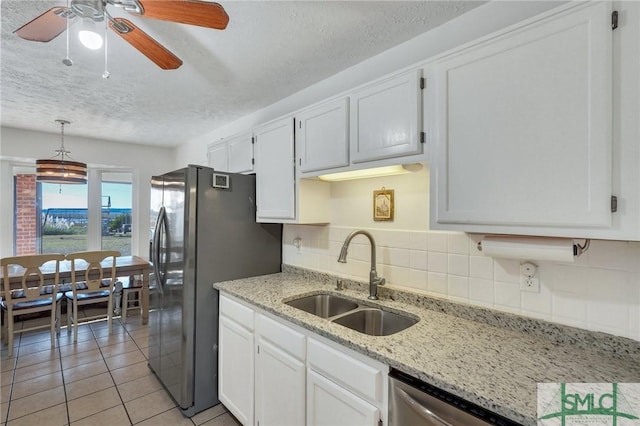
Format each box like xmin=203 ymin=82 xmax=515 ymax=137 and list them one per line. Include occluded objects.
xmin=1 ymin=1 xmax=482 ymax=148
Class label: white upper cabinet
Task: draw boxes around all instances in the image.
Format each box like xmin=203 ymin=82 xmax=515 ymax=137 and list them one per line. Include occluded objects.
xmin=255 ymin=118 xmax=296 ymax=221
xmin=351 ymin=69 xmax=423 ymax=164
xmin=296 ymin=97 xmax=349 ymax=173
xmin=227 ymin=132 xmax=254 ymax=174
xmin=206 ymin=142 xmax=228 ymax=172
xmin=255 ymin=117 xmax=330 ymax=224
xmin=429 ymin=2 xmax=615 ymax=236
xmin=207 ymin=132 xmax=254 ymax=174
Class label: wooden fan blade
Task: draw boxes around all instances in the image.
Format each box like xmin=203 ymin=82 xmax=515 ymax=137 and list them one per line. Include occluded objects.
xmin=135 ymin=0 xmax=229 ymax=30
xmin=14 ymin=7 xmax=75 ymax=42
xmin=109 ymin=18 xmax=183 ymax=70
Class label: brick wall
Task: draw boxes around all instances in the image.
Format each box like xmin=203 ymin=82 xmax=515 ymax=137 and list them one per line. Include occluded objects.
xmin=15 ymin=174 xmax=37 ymax=255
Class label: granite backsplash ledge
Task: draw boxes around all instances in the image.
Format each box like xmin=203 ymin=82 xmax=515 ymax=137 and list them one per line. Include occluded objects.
xmin=281 ymin=265 xmax=640 ymax=361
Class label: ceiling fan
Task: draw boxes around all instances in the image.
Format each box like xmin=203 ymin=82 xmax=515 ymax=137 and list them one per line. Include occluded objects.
xmin=14 ymin=0 xmax=229 ymax=70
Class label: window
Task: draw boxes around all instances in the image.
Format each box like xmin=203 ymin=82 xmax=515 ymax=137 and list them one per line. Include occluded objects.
xmin=12 ymin=169 xmax=133 ymax=256
xmin=40 ymin=182 xmax=88 ymax=254
xmin=101 ymin=173 xmax=133 ymax=256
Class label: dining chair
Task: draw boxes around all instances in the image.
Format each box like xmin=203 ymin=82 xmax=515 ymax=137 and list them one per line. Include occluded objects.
xmin=1 ymin=254 xmax=65 ymax=357
xmin=120 ymin=275 xmax=143 ymax=324
xmin=64 ymin=250 xmax=120 ymax=343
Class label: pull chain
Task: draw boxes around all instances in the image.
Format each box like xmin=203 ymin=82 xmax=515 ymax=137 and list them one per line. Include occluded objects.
xmin=103 ymin=18 xmax=110 ymax=79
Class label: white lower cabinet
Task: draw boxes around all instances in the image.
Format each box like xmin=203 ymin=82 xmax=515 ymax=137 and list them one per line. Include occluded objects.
xmin=218 ymin=293 xmax=388 ymax=426
xmin=307 ymin=369 xmax=380 ymax=426
xmin=255 ymin=314 xmax=306 ymax=426
xmin=219 ymin=297 xmax=255 ymax=426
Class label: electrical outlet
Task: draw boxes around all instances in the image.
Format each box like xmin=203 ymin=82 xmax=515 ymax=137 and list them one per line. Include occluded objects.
xmin=293 ymin=237 xmax=302 ymax=253
xmin=520 ymin=262 xmax=540 ymax=293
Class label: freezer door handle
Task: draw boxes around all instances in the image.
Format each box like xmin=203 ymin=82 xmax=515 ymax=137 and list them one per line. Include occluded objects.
xmin=396 ymin=388 xmax=454 ymax=426
xmin=152 ymin=206 xmax=167 ymax=293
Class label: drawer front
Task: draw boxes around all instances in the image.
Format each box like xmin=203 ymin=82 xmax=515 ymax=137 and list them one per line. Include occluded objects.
xmin=257 ymin=314 xmax=306 ymax=360
xmin=220 ymin=295 xmax=254 ymax=331
xmin=307 ymin=338 xmax=384 ymax=404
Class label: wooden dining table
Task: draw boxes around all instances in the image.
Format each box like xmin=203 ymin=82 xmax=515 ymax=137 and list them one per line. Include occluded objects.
xmin=1 ymin=255 xmax=152 ymax=325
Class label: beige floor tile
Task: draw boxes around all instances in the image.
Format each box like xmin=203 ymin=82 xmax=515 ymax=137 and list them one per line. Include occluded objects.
xmin=61 ymin=348 xmax=103 ymax=370
xmin=135 ymin=407 xmax=193 ymax=426
xmin=1 ymin=385 xmax=11 ymax=403
xmin=70 ymin=404 xmax=131 ymax=426
xmin=92 ymin=322 xmax=126 ymax=335
xmin=1 ymin=372 xmax=14 ymax=388
xmin=58 ymin=339 xmax=99 ymax=357
xmin=15 ymin=348 xmax=60 ymax=370
xmin=1 ymin=400 xmax=8 ymax=423
xmin=67 ymin=386 xmax=121 ymax=423
xmin=127 ymin=329 xmax=149 ymax=341
xmin=12 ymin=359 xmax=61 ymax=384
xmin=14 ymin=339 xmax=55 ymax=357
xmin=191 ymin=404 xmax=228 ymax=426
xmin=65 ymin=372 xmax=115 ymax=401
xmin=200 ymin=412 xmax=242 ymax=426
xmin=1 ymin=357 xmax=16 ymax=373
xmin=11 ymin=371 xmax=63 ymax=400
xmin=18 ymin=316 xmax=55 ymax=330
xmin=116 ymin=374 xmax=163 ymax=403
xmin=7 ymin=385 xmax=65 ymax=420
xmin=96 ymin=333 xmax=132 ymax=348
xmin=6 ymin=401 xmax=67 ymax=426
xmin=124 ymin=389 xmax=176 ymax=424
xmin=110 ymin=361 xmax=153 ymax=385
xmin=98 ymin=340 xmax=139 ymax=359
xmin=63 ymin=359 xmax=108 ymax=384
xmin=105 ymin=350 xmax=146 ymax=371
xmin=57 ymin=329 xmax=96 ymax=347
xmin=17 ymin=331 xmax=51 ymax=348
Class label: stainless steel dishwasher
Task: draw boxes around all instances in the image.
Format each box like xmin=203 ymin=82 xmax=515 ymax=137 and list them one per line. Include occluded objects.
xmin=389 ymin=369 xmax=523 ymax=426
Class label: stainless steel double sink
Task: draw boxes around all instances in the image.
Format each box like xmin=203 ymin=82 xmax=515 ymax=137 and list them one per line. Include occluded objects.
xmin=285 ymin=293 xmax=418 ymax=336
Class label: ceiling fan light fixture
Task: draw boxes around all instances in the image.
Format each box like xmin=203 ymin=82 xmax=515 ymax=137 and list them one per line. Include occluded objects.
xmin=36 ymin=120 xmax=88 ymax=185
xmin=79 ymin=29 xmax=103 ymax=49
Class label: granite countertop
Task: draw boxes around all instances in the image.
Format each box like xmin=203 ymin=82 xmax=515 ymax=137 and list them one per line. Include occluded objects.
xmin=213 ymin=267 xmax=640 ymax=426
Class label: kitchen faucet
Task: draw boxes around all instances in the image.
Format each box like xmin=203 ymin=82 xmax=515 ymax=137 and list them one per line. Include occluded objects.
xmin=337 ymin=230 xmax=385 ymax=300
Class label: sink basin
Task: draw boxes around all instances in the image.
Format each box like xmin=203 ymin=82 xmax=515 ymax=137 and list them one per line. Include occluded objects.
xmin=332 ymin=308 xmax=418 ymax=336
xmin=285 ymin=294 xmax=359 ymax=318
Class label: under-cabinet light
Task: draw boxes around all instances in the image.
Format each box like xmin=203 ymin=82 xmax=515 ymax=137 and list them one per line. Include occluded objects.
xmin=318 ymin=163 xmax=423 ymax=182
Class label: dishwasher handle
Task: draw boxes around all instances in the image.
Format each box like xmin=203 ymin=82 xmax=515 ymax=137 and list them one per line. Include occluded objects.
xmin=396 ymin=387 xmax=454 ymax=426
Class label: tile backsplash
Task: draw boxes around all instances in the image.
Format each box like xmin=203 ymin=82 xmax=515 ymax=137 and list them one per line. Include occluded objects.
xmin=283 ymin=225 xmax=640 ymax=341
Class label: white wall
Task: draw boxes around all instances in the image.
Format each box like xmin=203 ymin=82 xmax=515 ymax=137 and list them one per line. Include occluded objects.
xmin=0 ymin=127 xmax=175 ymax=258
xmin=175 ymin=1 xmax=562 ymax=167
xmin=283 ymin=171 xmax=640 ymax=341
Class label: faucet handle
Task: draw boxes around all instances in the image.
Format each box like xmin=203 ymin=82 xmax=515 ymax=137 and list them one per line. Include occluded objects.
xmin=373 ymin=276 xmax=385 ymax=286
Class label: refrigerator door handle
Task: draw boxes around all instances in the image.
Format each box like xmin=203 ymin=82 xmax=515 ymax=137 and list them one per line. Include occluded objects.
xmin=152 ymin=206 xmax=166 ymax=293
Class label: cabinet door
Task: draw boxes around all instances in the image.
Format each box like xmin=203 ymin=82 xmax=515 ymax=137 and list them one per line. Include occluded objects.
xmin=255 ymin=118 xmax=296 ymax=221
xmin=219 ymin=316 xmax=254 ymax=426
xmin=255 ymin=338 xmax=306 ymax=426
xmin=351 ymin=69 xmax=423 ymax=163
xmin=207 ymin=141 xmax=229 ymax=172
xmin=307 ymin=369 xmax=379 ymax=426
xmin=227 ymin=132 xmax=254 ymax=174
xmin=430 ymin=2 xmax=612 ymax=231
xmin=296 ymin=98 xmax=349 ymax=173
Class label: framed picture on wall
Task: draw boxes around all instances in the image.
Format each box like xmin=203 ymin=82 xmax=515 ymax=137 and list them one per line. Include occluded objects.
xmin=373 ymin=188 xmax=394 ymax=221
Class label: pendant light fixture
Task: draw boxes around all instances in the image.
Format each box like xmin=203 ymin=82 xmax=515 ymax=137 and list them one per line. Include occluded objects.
xmin=36 ymin=120 xmax=87 ymax=184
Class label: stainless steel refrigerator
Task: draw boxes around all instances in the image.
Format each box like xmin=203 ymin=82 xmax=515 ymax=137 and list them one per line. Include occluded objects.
xmin=149 ymin=165 xmax=282 ymax=416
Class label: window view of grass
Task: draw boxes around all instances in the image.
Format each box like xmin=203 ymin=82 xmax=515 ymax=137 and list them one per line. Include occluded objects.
xmin=41 ymin=234 xmax=132 ymax=255
xmin=38 ymin=179 xmax=133 ymax=256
